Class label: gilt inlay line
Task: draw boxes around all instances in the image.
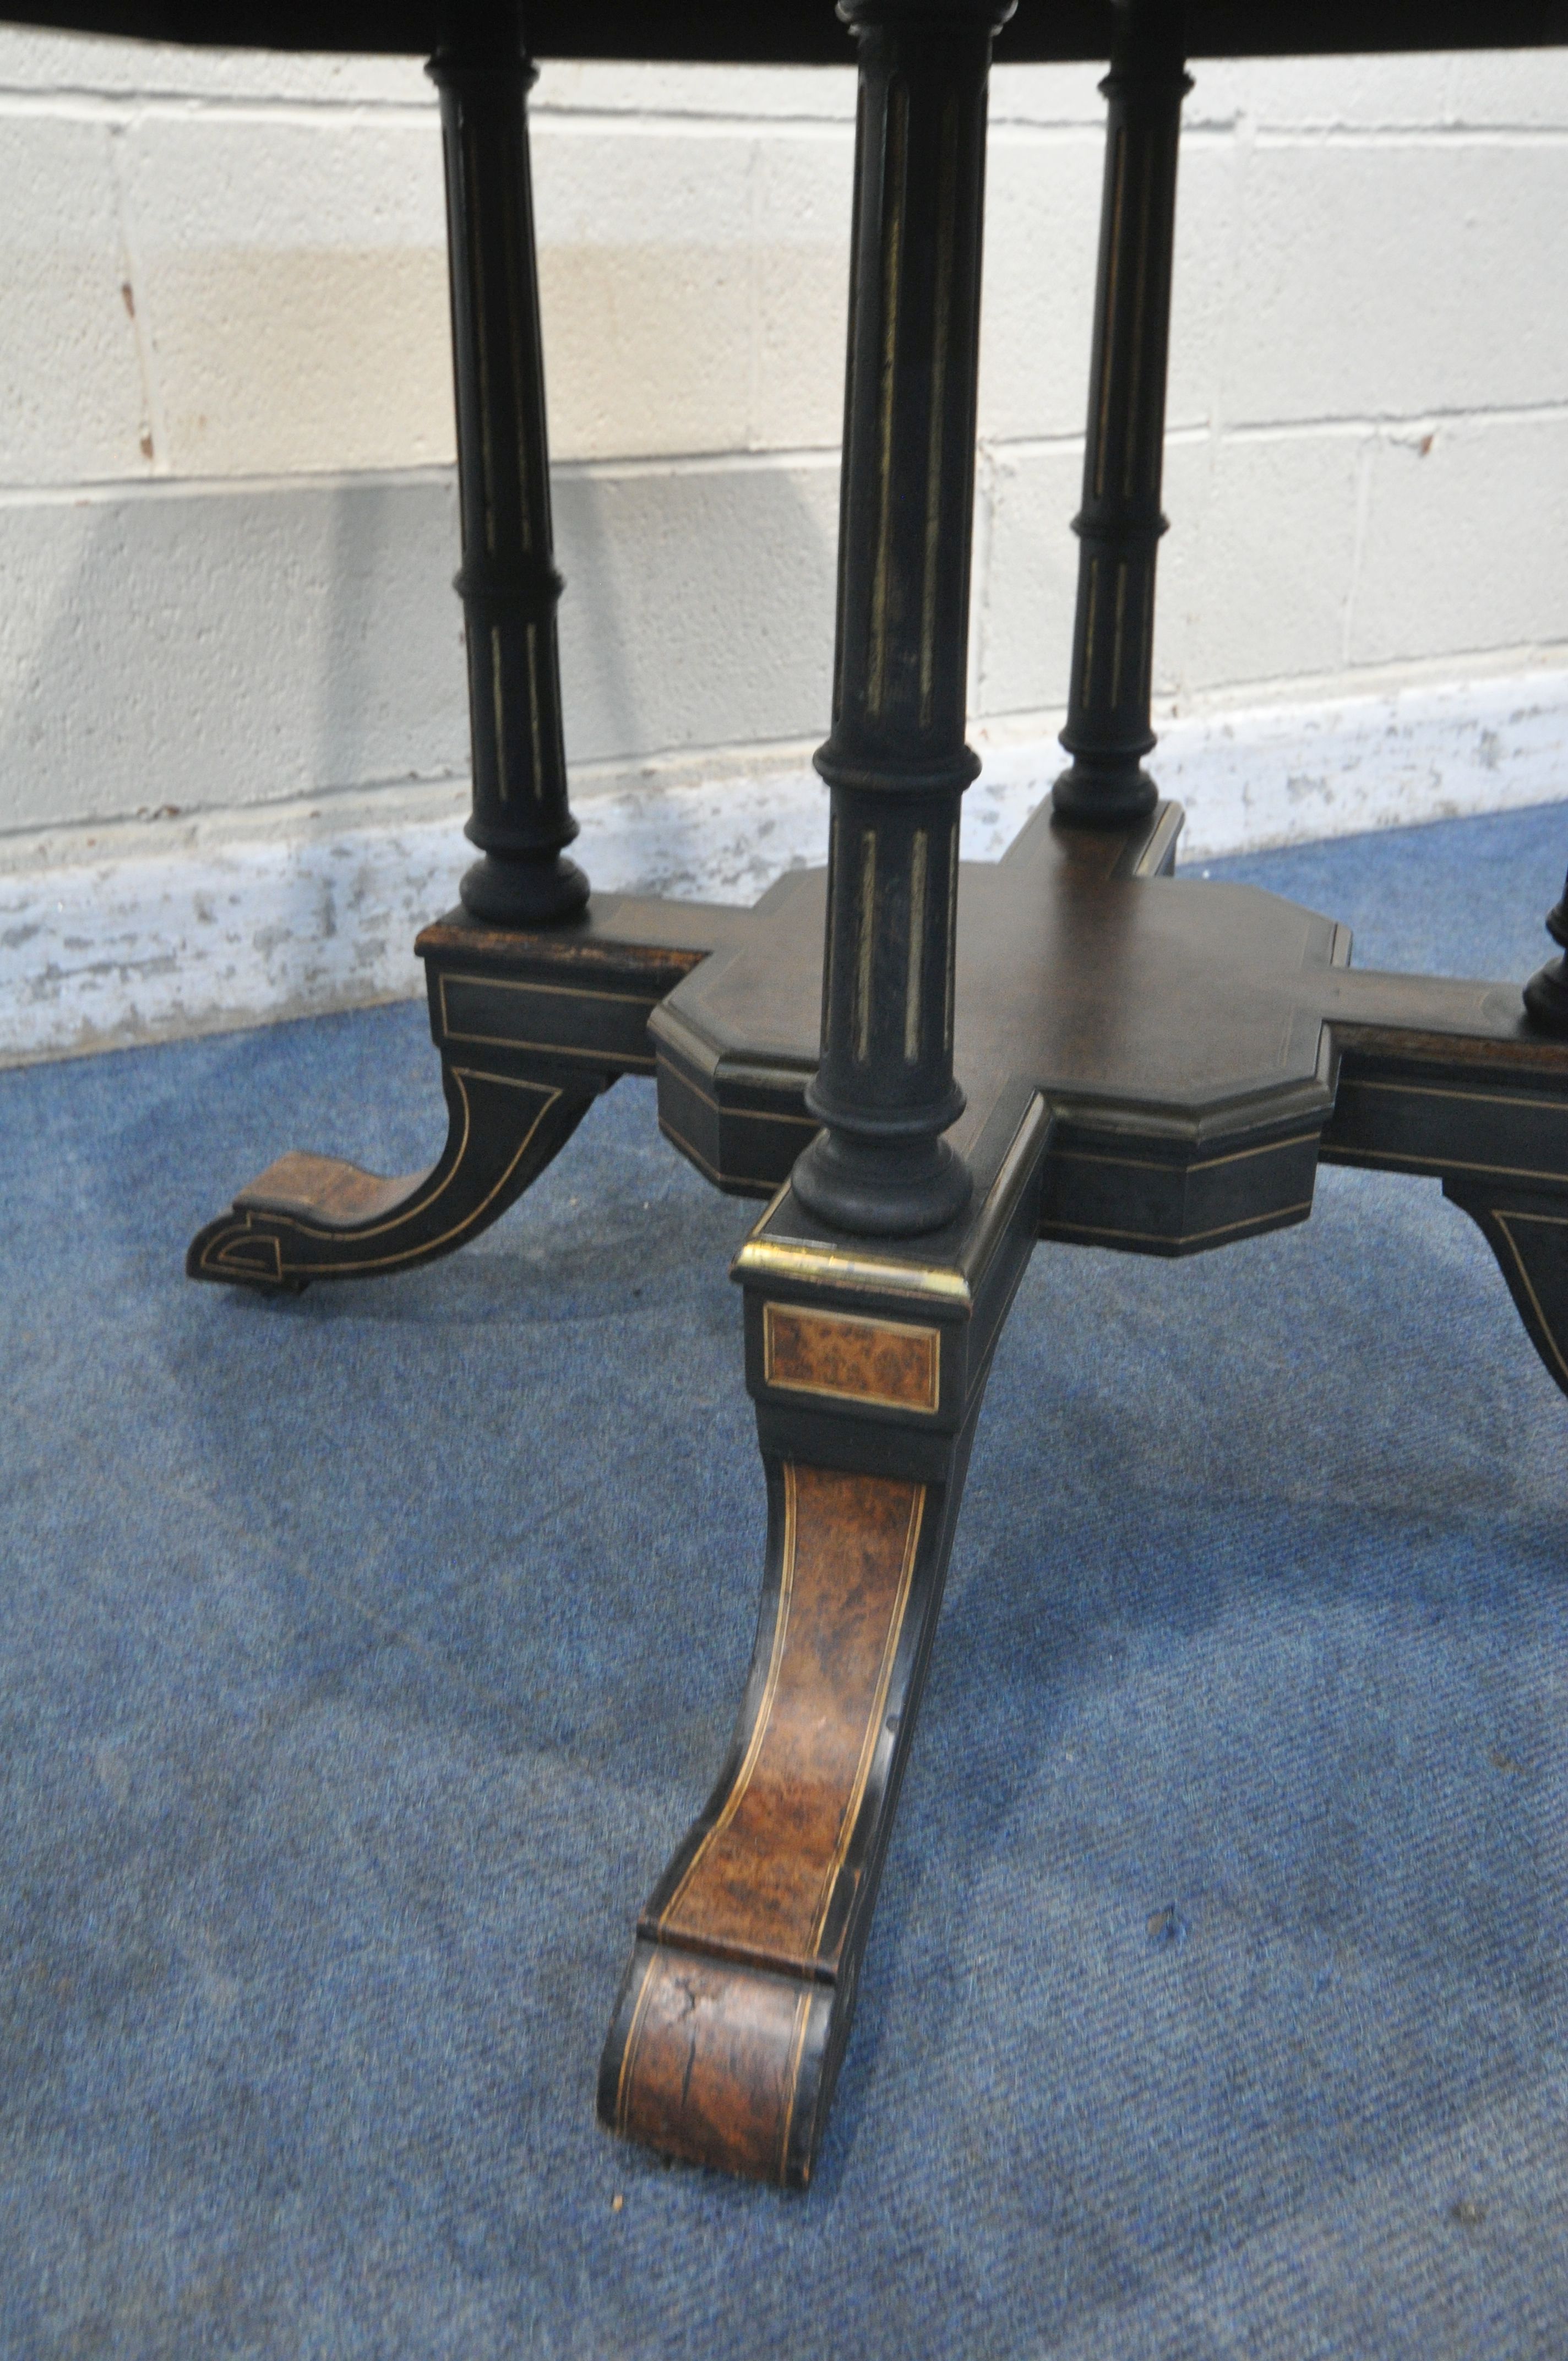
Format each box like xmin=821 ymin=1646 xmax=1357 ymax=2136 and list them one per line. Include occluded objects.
xmin=222 ymin=1073 xmax=563 ymax=1275
xmin=868 ymin=74 xmax=909 ymax=722
xmin=905 ymin=829 xmax=929 ymax=1063
xmin=612 ymin=1947 xmax=661 ymax=2136
xmin=855 ymin=830 xmax=879 ymax=1064
xmin=919 ymin=92 xmax=960 ymax=727
xmin=776 ymin=1988 xmax=815 ymax=2182
xmin=1096 ymin=123 xmax=1127 ymax=501
xmin=490 ymin=629 xmax=508 ymax=799
xmin=526 ymin=624 xmax=545 ymax=795
xmin=1492 ymin=1209 xmax=1568 ymax=1387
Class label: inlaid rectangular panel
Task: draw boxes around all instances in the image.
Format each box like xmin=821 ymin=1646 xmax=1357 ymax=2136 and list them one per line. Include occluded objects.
xmin=761 ymin=1302 xmax=940 ymax=1412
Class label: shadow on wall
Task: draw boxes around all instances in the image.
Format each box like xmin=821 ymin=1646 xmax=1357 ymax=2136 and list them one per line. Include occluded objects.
xmin=0 ymin=457 xmax=839 ymax=849
xmin=315 ymin=475 xmax=394 ymax=797
xmin=0 ymin=476 xmax=470 ymax=842
xmin=553 ymin=455 xmax=840 ymax=779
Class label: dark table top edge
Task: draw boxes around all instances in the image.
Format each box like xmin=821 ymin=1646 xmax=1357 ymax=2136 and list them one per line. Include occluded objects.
xmin=7 ymin=2 xmax=1567 ymax=64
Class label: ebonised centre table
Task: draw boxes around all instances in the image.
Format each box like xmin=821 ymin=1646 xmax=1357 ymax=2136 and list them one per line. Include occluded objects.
xmin=24 ymin=0 xmax=1568 ymax=2186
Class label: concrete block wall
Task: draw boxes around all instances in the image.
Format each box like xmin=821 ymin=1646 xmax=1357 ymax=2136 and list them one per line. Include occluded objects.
xmin=2 ymin=28 xmax=1567 ymax=1056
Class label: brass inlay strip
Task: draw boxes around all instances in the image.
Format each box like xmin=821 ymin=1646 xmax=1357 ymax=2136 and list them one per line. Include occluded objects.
xmin=1337 ymin=1148 xmax=1568 ymax=1187
xmin=776 ymin=1986 xmax=815 ymax=2186
xmin=657 ymin=1114 xmax=796 ymax=1198
xmin=211 ymin=1234 xmax=283 ymax=1283
xmin=448 ymin=1038 xmax=653 ymax=1074
xmin=943 ymin=821 xmax=959 ymax=1054
xmin=443 ymin=973 xmax=661 ymax=1013
xmin=439 ymin=972 xmax=657 ymax=1065
xmin=1094 ymin=124 xmax=1126 ymax=503
xmin=491 ymin=625 xmax=508 ymax=801
xmin=466 ymin=117 xmax=497 ymax=559
xmin=1050 ymin=1130 xmax=1319 ymax=1177
xmin=526 ymin=621 xmax=545 ymax=797
xmin=1110 ymin=558 xmax=1129 ymax=705
xmin=1340 ymin=1079 xmax=1568 ymax=1118
xmin=1081 ymin=552 xmax=1101 ymax=700
xmin=1125 ymin=804 xmax=1182 ymax=880
xmin=1122 ymin=143 xmax=1156 ymax=501
xmin=613 ymin=1949 xmax=661 ymax=2135
xmin=904 ymin=829 xmax=928 ymax=1064
xmin=867 ymin=74 xmax=908 ymax=722
xmin=918 ymin=92 xmax=959 ymax=729
xmin=971 ymin=1091 xmax=1050 ymax=1258
xmin=658 ymin=1063 xmax=816 ymax=1127
xmin=734 ymin=1092 xmax=1057 ymax=1302
xmin=734 ymin=1236 xmax=971 ymax=1305
xmin=1042 ymin=1199 xmax=1315 ymax=1249
xmin=823 ymin=810 xmax=841 ymax=1019
xmin=854 ymin=830 xmax=878 ymax=1064
xmin=1493 ymin=1209 xmax=1568 ymax=1388
xmin=762 ymin=1303 xmax=941 ymax=1413
xmin=501 ymin=160 xmax=529 ymax=542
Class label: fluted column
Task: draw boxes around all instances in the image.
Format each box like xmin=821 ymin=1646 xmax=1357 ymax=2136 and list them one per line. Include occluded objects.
xmin=792 ymin=0 xmax=1012 ymax=1239
xmin=1052 ymin=0 xmax=1189 ymax=829
xmin=429 ymin=6 xmax=587 ymax=926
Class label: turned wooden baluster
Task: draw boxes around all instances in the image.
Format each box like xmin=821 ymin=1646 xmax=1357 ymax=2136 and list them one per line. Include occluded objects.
xmin=429 ymin=4 xmax=588 ymax=925
xmin=1052 ymin=0 xmax=1189 ymax=828
xmin=791 ymin=0 xmax=1014 ymax=1238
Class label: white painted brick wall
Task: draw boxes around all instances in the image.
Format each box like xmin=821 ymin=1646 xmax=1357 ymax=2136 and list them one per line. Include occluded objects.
xmin=1 ymin=29 xmax=1566 ymax=1056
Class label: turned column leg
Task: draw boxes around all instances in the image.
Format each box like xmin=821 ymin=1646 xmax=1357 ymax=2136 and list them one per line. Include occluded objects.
xmin=429 ymin=7 xmax=588 ymax=926
xmin=191 ymin=11 xmax=795 ymax=1291
xmin=792 ymin=0 xmax=1014 ymax=1239
xmin=1052 ymin=0 xmax=1188 ymax=829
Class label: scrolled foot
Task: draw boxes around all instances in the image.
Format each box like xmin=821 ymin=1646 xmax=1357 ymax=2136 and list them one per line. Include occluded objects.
xmin=187 ymin=1062 xmax=595 ymax=1292
xmin=599 ymin=1459 xmax=944 ymax=2188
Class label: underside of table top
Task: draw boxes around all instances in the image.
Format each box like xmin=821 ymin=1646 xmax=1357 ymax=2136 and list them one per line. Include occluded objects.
xmin=9 ymin=0 xmax=1568 ymax=60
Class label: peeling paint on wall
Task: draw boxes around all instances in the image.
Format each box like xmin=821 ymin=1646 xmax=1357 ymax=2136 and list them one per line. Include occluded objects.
xmin=3 ymin=672 xmax=1564 ymax=1065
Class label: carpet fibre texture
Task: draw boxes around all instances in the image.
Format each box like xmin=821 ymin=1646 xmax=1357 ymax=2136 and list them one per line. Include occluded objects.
xmin=4 ymin=802 xmax=1568 ymax=2359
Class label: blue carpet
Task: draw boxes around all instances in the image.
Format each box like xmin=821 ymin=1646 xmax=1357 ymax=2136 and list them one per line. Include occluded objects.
xmin=3 ymin=801 xmax=1567 ymax=2359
